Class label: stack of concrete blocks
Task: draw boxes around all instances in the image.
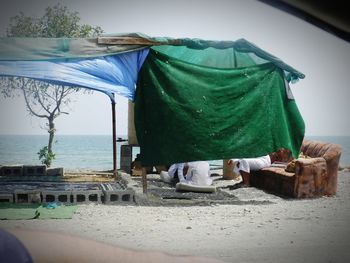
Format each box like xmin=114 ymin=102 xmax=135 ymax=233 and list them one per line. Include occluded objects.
xmin=41 ymin=190 xmax=73 ymax=205
xmin=0 ymin=166 xmax=135 ymax=205
xmin=120 ymin=144 xmax=134 ymax=174
xmin=0 ymin=165 xmax=63 ymax=205
xmin=0 ymin=165 xmax=64 ymax=177
xmin=71 ymin=189 xmax=103 ymax=204
xmin=101 ymin=183 xmax=135 ymax=204
xmin=23 ymin=165 xmax=46 ymax=176
xmin=42 ymin=183 xmax=103 ymax=205
xmin=46 ymin=167 xmax=64 ymax=176
xmin=14 ymin=189 xmax=41 ymax=204
xmin=0 ymin=165 xmax=23 ymax=176
xmin=0 ymin=192 xmax=14 ymax=203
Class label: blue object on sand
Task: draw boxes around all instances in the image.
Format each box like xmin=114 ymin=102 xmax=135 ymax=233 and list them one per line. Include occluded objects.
xmin=46 ymin=202 xmax=59 ymax=209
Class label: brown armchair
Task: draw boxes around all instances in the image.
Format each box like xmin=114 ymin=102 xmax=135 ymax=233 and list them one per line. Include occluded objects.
xmin=296 ymin=140 xmax=342 ymax=197
xmin=250 ymin=140 xmax=342 ymax=198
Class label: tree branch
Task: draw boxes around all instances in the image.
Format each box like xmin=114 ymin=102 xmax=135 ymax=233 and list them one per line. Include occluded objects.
xmin=33 ymin=81 xmax=51 ymax=114
xmin=52 ymin=85 xmax=66 ymax=114
xmin=22 ymin=87 xmax=49 ymax=119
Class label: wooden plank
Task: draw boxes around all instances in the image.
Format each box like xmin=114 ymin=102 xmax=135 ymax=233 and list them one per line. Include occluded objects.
xmin=98 ymin=36 xmax=160 ymax=46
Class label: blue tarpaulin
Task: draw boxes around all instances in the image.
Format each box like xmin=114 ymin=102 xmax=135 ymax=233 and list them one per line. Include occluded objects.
xmin=0 ymin=49 xmax=149 ymax=102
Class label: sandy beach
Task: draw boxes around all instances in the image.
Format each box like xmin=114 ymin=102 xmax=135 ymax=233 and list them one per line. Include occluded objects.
xmin=1 ymin=170 xmax=350 ymax=263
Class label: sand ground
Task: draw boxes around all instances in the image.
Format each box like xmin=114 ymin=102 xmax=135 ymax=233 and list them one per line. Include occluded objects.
xmin=1 ymin=171 xmax=350 ymax=263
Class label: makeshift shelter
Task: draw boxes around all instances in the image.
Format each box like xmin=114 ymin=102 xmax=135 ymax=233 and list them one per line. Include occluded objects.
xmin=0 ymin=33 xmax=305 ymax=182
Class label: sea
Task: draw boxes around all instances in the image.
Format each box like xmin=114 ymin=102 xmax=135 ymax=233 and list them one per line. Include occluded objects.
xmin=0 ymin=135 xmax=349 ymax=170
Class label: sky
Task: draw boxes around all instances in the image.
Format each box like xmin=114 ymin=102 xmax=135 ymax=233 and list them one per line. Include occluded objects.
xmin=0 ymin=0 xmax=349 ymax=136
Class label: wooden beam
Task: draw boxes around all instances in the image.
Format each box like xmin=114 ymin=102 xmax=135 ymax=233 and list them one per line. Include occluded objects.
xmin=142 ymin=167 xmax=147 ymax=193
xmin=98 ymin=36 xmax=160 ymax=46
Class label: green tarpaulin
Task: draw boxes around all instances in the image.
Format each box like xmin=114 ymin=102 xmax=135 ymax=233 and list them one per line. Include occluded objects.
xmin=0 ymin=203 xmax=79 ymax=220
xmin=135 ymin=47 xmax=305 ymax=166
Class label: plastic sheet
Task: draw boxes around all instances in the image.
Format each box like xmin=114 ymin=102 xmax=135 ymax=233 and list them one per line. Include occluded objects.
xmin=0 ymin=49 xmax=149 ymax=102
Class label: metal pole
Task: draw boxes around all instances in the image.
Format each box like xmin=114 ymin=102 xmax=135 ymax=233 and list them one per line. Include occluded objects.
xmin=111 ymin=94 xmax=117 ymax=179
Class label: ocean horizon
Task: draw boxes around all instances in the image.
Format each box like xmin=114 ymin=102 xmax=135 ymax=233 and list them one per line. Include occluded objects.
xmin=0 ymin=134 xmax=349 ymax=170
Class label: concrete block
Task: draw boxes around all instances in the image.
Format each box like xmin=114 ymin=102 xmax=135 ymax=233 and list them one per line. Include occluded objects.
xmin=0 ymin=193 xmax=14 ymax=203
xmin=71 ymin=190 xmax=103 ymax=204
xmin=14 ymin=190 xmax=41 ymax=204
xmin=1 ymin=165 xmax=23 ymax=176
xmin=23 ymin=165 xmax=46 ymax=176
xmin=101 ymin=183 xmax=135 ymax=205
xmin=42 ymin=191 xmax=72 ymax=204
xmin=120 ymin=145 xmax=135 ymax=174
xmin=46 ymin=167 xmax=64 ymax=176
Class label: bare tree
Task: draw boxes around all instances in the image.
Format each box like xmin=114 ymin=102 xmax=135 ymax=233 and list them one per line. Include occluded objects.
xmin=1 ymin=4 xmax=103 ymax=166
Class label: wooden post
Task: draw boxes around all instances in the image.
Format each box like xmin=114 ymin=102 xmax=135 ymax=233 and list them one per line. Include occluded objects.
xmin=111 ymin=94 xmax=117 ymax=179
xmin=98 ymin=36 xmax=161 ymax=46
xmin=142 ymin=167 xmax=147 ymax=193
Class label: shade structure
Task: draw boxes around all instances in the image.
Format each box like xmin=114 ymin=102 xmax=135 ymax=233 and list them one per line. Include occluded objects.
xmin=0 ymin=33 xmax=305 ymax=172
